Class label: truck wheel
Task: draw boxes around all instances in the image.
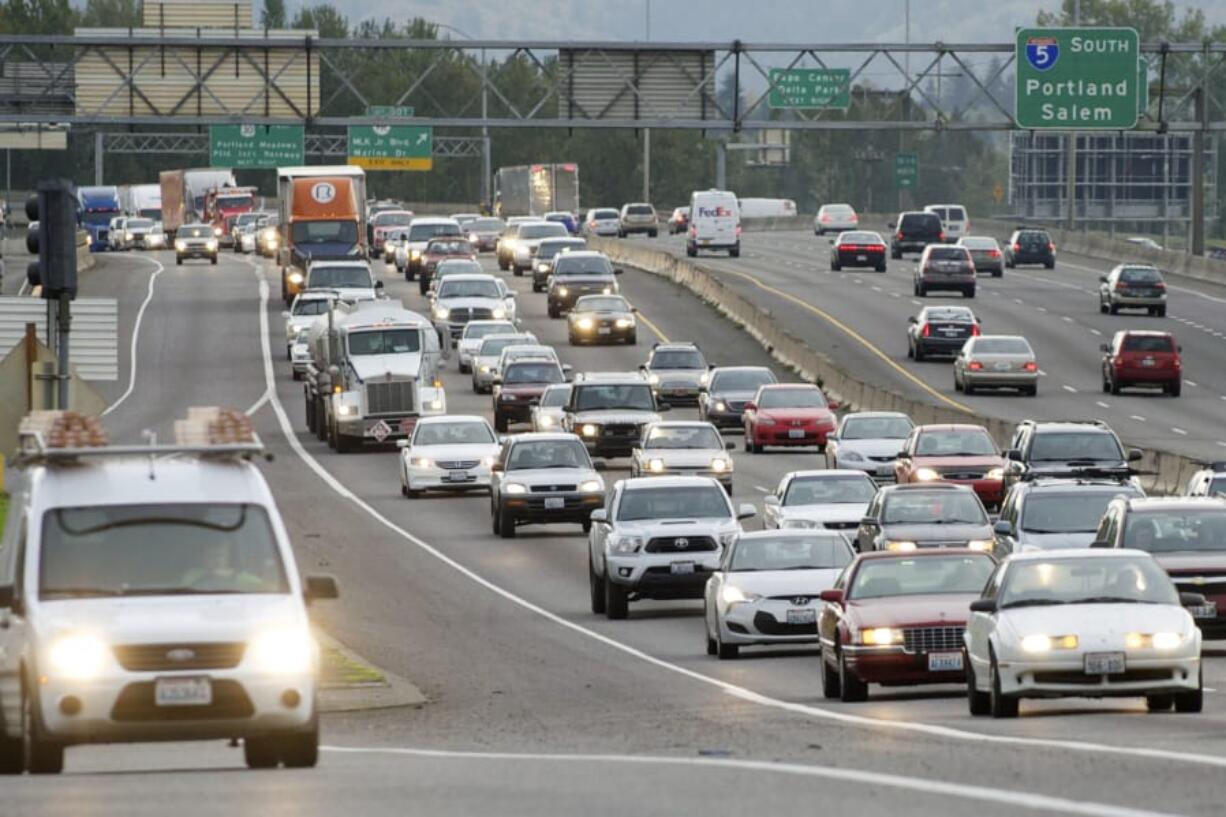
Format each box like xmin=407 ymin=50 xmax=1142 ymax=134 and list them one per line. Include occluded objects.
xmin=589 ymin=558 xmax=607 ymax=614
xmin=649 ymin=229 xmax=658 ymax=238
xmin=729 ymin=243 xmax=740 ymax=258
xmin=176 ymin=256 xmax=183 ymax=266
xmin=498 ymin=257 xmax=509 ymax=271
xmin=314 ymin=401 xmax=327 ymax=441
xmin=334 ymin=430 xmax=356 ymax=454
xmin=210 ymin=256 xmax=218 ymax=265
xmin=605 ymin=580 xmax=628 ymax=619
xmin=686 ymin=244 xmax=697 ymax=257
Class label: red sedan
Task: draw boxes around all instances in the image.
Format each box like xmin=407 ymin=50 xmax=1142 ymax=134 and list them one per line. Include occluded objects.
xmin=894 ymin=424 xmax=1007 ymax=509
xmin=830 ymin=230 xmax=888 ymax=272
xmin=817 ymin=549 xmax=996 ymax=702
xmin=420 ymin=238 xmax=478 ymax=295
xmin=743 ymin=384 xmax=838 ymax=453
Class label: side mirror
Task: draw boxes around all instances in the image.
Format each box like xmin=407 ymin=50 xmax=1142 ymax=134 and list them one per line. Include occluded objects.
xmin=590 ymin=508 xmax=608 ymax=524
xmin=725 ymin=441 xmax=735 ymax=451
xmin=304 ymin=574 xmax=340 ymax=602
xmin=374 ymin=280 xmax=384 ymax=290
xmin=887 ymin=221 xmax=896 ymax=229
xmin=592 ymin=460 xmax=609 ymax=472
xmin=1099 ymin=275 xmax=1108 ymax=283
xmin=737 ymin=503 xmax=758 ymax=521
xmin=1180 ymin=591 xmax=1208 ymax=608
xmin=630 ymin=306 xmax=638 ymax=313
xmin=827 ymin=399 xmax=840 ymax=410
xmin=1005 ymin=448 xmax=1023 ymax=461
xmin=396 ymin=439 xmax=410 ymax=449
xmin=819 ymin=588 xmax=844 ymax=604
xmin=562 ymin=364 xmax=574 ymax=373
xmin=969 ymin=598 xmax=997 ymax=614
xmin=897 ymin=450 xmax=909 ymax=459
xmin=763 ymin=495 xmax=780 ymax=506
xmin=907 ymin=315 xmax=917 ymax=324
xmin=1099 ymin=343 xmax=1111 ymax=353
xmin=281 ymin=310 xmax=291 ymax=318
xmin=1128 ymin=448 xmax=1143 ymax=462
xmin=993 ymin=520 xmax=1013 ymax=536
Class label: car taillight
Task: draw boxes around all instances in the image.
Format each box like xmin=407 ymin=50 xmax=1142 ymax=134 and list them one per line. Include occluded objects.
xmin=850 ymin=214 xmax=858 ymax=222
xmin=971 ymin=324 xmax=981 ymax=336
xmin=921 ymin=323 xmax=931 ymax=337
xmin=896 ymin=232 xmax=904 ymax=240
xmin=938 ymin=231 xmax=946 ymax=242
xmin=987 ymin=249 xmax=1001 ymax=257
xmin=1048 ymin=243 xmax=1056 ymax=251
xmin=1013 ymin=243 xmax=1021 ymax=252
xmin=1154 ymin=282 xmax=1166 ymax=289
xmin=967 ymin=262 xmax=976 ymax=273
xmin=1116 ymin=282 xmax=1128 ymax=290
xmin=736 ymin=225 xmax=743 ymax=236
xmin=1114 ymin=356 xmax=1124 ymax=366
xmin=1023 ymin=361 xmax=1038 ymax=372
xmin=968 ymin=361 xmax=983 ymax=370
xmin=588 ymin=221 xmax=597 ymax=228
xmin=820 ymin=214 xmax=831 ymax=222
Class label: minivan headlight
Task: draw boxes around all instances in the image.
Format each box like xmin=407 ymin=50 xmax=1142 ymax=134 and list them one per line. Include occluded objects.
xmin=47 ymin=633 xmax=108 ymax=680
xmin=249 ymin=628 xmax=315 ymax=674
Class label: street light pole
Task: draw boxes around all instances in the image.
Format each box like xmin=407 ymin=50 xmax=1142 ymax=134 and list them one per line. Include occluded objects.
xmin=642 ymin=0 xmax=652 ymax=204
xmin=1064 ymin=0 xmax=1080 ymax=231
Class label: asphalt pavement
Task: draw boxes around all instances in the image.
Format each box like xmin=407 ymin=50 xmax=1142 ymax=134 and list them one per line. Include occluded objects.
xmin=5 ymin=245 xmax=1225 ymax=817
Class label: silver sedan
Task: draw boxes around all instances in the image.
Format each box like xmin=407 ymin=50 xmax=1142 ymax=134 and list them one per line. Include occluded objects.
xmin=953 ymin=335 xmax=1039 ymax=396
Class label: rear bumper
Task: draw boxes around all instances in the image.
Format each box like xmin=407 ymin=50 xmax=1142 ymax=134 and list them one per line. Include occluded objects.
xmin=1114 ymin=366 xmax=1179 ymax=384
xmin=751 ymin=425 xmax=833 ymax=447
xmin=918 ymin=274 xmax=975 ymax=291
xmin=962 ymin=371 xmax=1038 ymax=388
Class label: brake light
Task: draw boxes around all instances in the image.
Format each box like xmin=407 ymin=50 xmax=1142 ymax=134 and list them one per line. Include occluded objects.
xmin=736 ymin=225 xmax=743 ymax=236
xmin=1023 ymin=361 xmax=1038 ymax=372
xmin=1013 ymin=243 xmax=1021 ymax=252
xmin=1154 ymin=282 xmax=1166 ymax=289
xmin=987 ymin=249 xmax=1001 ymax=257
xmin=820 ymin=214 xmax=831 ymax=222
xmin=588 ymin=220 xmax=597 ymax=228
xmin=1048 ymin=243 xmax=1056 ymax=251
xmin=921 ymin=323 xmax=931 ymax=337
xmin=850 ymin=214 xmax=858 ymax=222
xmin=1115 ymin=282 xmax=1128 ymax=290
xmin=689 ymin=225 xmax=697 ymax=237
xmin=971 ymin=323 xmax=981 ymax=336
xmin=967 ymin=262 xmax=976 ymax=273
xmin=938 ymin=231 xmax=946 ymax=242
xmin=968 ymin=361 xmax=983 ymax=371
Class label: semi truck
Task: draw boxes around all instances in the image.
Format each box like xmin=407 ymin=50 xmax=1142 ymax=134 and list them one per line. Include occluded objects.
xmin=204 ymin=185 xmax=258 ymax=246
xmin=493 ymin=164 xmax=580 ymax=218
xmin=159 ymin=168 xmax=237 ymax=232
xmin=121 ymin=184 xmax=163 ymax=219
xmin=276 ymin=165 xmax=368 ymax=304
xmin=77 ymin=186 xmax=122 ymax=250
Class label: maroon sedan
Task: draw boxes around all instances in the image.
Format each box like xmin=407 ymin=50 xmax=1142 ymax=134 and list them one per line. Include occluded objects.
xmin=493 ymin=359 xmax=567 ymax=432
xmin=894 ymin=424 xmax=1007 ymax=510
xmin=830 ymin=230 xmax=888 ymax=272
xmin=420 ymin=237 xmax=478 ymax=295
xmin=743 ymin=384 xmax=838 ymax=453
xmin=817 ymin=549 xmax=996 ymax=702
xmin=1101 ymin=330 xmax=1182 ymax=397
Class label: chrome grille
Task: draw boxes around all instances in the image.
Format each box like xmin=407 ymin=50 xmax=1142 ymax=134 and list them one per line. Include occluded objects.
xmin=449 ymin=307 xmax=494 ymax=324
xmin=903 ymin=626 xmax=964 ymax=654
xmin=644 ymin=536 xmax=718 ymax=553
xmin=114 ymin=642 xmax=245 ymax=671
xmin=822 ymin=521 xmax=858 ymax=530
xmin=366 ymin=380 xmax=415 ymax=416
xmin=941 ymin=470 xmax=985 ymax=480
xmin=530 ymin=484 xmax=576 ymax=493
xmin=436 ymin=460 xmax=480 ymax=470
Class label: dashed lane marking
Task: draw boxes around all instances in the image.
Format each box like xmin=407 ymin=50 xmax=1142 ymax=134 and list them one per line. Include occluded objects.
xmin=1096 ymin=401 xmax=1110 ymax=409
xmin=1130 ymin=415 xmax=1147 ymax=423
xmin=1061 ymin=384 xmax=1078 ymax=393
xmin=1171 ymin=427 xmax=1188 ymax=436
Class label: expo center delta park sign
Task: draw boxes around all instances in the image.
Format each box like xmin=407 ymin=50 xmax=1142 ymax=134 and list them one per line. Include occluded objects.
xmin=1015 ymin=27 xmax=1140 ymax=130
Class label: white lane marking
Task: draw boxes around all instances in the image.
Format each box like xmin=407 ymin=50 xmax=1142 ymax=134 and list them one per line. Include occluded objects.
xmin=754 ymin=485 xmax=769 ymax=494
xmin=101 ymin=256 xmax=165 ymax=416
xmin=245 ymin=389 xmax=271 ymax=416
xmin=1061 ymin=384 xmax=1077 ymax=393
xmin=1038 ymin=369 xmax=1048 ymax=377
xmin=1218 ymin=441 xmax=1226 ymax=448
xmin=319 ymin=746 xmax=1186 ymax=817
xmin=251 ymin=266 xmax=1226 ymax=772
xmin=1096 ymin=401 xmax=1110 ymax=409
xmin=1090 ymin=328 xmax=1102 ymax=336
xmin=1171 ymin=427 xmax=1188 ymax=436
xmin=1036 ymin=306 xmax=1047 ymax=313
xmin=1013 ymin=298 xmax=1024 ymax=304
xmin=1185 ymin=380 xmax=1198 ymax=387
xmin=1130 ymin=415 xmax=1147 ymax=423
xmin=890 ymin=291 xmax=901 ymax=298
xmin=1061 ymin=260 xmax=1226 ymax=304
xmin=911 ymin=299 xmax=922 ymax=306
xmin=1061 ymin=315 xmax=1073 ymax=322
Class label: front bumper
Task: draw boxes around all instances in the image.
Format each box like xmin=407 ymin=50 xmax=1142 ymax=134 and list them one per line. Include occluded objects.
xmin=843 ymin=645 xmax=966 ymax=685
xmin=720 ymin=600 xmax=820 ymax=644
xmin=503 ymin=492 xmax=603 ymax=525
xmin=407 ymin=463 xmax=493 ymax=491
xmin=570 ymin=322 xmax=636 ymax=343
xmin=178 ymin=245 xmax=216 ymax=259
xmin=995 ymin=653 xmax=1200 ymax=698
xmin=652 ymin=383 xmax=702 ymax=405
xmin=496 ymin=401 xmax=536 ymax=423
xmin=606 ymin=555 xmax=720 ymax=600
xmin=704 ymin=405 xmax=745 ymax=429
xmin=337 ymin=415 xmax=418 ymax=442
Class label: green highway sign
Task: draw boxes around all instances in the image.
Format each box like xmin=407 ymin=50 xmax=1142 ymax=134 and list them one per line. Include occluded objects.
xmin=895 ymin=153 xmax=918 ymax=189
xmin=348 ymin=125 xmax=433 ymax=171
xmin=209 ymin=125 xmax=304 ymax=168
xmin=366 ymin=105 xmax=415 ymax=118
xmin=1015 ymin=27 xmax=1140 ymax=130
xmin=767 ymin=68 xmax=851 ymax=110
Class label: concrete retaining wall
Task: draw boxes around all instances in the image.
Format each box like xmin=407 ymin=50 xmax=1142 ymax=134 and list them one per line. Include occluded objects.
xmin=590 ymin=236 xmax=1203 ymax=496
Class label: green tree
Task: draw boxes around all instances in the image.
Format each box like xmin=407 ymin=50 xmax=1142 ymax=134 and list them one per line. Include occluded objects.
xmin=0 ymin=0 xmax=77 ymax=34
xmin=79 ymin=0 xmax=139 ymax=27
xmin=261 ymin=0 xmax=286 ymax=29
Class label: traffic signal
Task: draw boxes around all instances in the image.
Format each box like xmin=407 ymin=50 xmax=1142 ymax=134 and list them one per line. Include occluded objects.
xmin=26 ymin=179 xmax=79 ymax=299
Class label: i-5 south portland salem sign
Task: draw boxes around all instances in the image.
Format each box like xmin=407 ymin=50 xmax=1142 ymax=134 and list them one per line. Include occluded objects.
xmin=1015 ymin=27 xmax=1140 ymax=130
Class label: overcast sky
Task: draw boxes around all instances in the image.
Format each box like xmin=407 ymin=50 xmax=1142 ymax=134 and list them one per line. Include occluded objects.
xmin=312 ymin=0 xmax=1226 ymax=43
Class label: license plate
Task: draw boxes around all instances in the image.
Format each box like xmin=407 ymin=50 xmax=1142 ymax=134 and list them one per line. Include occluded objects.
xmin=994 ymin=361 xmax=1011 ymax=371
xmin=1140 ymin=359 xmax=1155 ymax=367
xmin=154 ymin=676 xmax=212 ymax=707
xmin=670 ymin=561 xmax=695 ymax=575
xmin=877 ymin=465 xmax=894 ymax=476
xmin=1191 ymin=601 xmax=1217 ymax=619
xmin=939 ymin=327 xmax=960 ymax=335
xmin=788 ymin=429 xmax=805 ymax=439
xmin=856 ymin=255 xmax=867 ymax=262
xmin=786 ymin=608 xmax=816 ymax=625
xmin=597 ymin=327 xmax=611 ymax=335
xmin=928 ymin=652 xmax=963 ymax=672
xmin=445 ymin=470 xmax=469 ymax=482
xmin=1085 ymin=652 xmax=1126 ymax=675
xmin=544 ymin=497 xmax=565 ymax=510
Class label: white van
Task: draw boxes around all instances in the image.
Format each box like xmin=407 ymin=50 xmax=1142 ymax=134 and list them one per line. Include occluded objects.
xmin=923 ymin=204 xmax=970 ymax=242
xmin=687 ymin=189 xmax=741 ymax=258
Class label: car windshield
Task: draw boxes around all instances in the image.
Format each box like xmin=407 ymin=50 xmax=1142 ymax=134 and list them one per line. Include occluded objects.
xmin=928 ymin=247 xmax=969 ymax=261
xmin=538 ymin=241 xmax=584 ymax=259
xmin=463 ymin=322 xmax=516 ymax=340
xmin=729 ymin=535 xmax=852 ymax=572
xmin=650 ymin=350 xmax=704 ymax=370
xmin=127 ymin=218 xmax=154 ymax=229
xmin=555 ymin=257 xmax=613 ymax=275
xmin=309 ymin=266 xmax=370 ymax=288
xmin=439 ymin=280 xmax=501 ymax=299
xmin=971 ymin=338 xmax=1032 ymax=355
xmin=291 ymin=221 xmax=358 ymax=245
xmin=593 ymin=209 xmax=619 ymax=220
xmin=436 ymin=260 xmax=484 ymax=276
xmin=216 ymin=195 xmax=253 ymax=210
xmin=414 ymin=422 xmax=495 ymax=446
xmin=711 ymin=370 xmax=775 ymax=392
xmin=882 ymin=491 xmax=987 ymax=524
xmin=1122 ymin=509 xmax=1226 ymax=553
xmin=1029 ymin=432 xmax=1123 ymax=462
xmin=575 ymin=384 xmax=654 ymax=411
xmin=178 ymin=226 xmax=211 ymax=238
xmin=40 ymin=504 xmax=289 ymax=599
xmin=1120 ymin=267 xmax=1162 ymax=283
xmin=784 ymin=476 xmax=877 ymax=506
xmin=292 ymin=298 xmax=331 ymax=316
xmin=539 ymin=386 xmax=572 ymax=408
xmin=1021 ymin=493 xmax=1131 ymax=536
xmin=409 ymin=223 xmax=460 ymax=241
xmin=519 ymin=224 xmax=568 ymax=240
xmin=840 ymin=232 xmax=881 ymax=244
xmin=999 ymin=556 xmax=1178 ymax=608
xmin=479 ymin=337 xmax=532 ymax=357
xmin=1122 ymin=335 xmax=1174 ymax=353
xmin=849 ymin=554 xmax=994 ymax=600
xmin=759 ymin=388 xmax=826 ymax=409
xmin=915 ymin=429 xmax=997 ymax=457
xmin=575 ymin=297 xmax=629 ymax=312
xmin=841 ymin=416 xmax=913 ymax=440
xmin=617 ymin=486 xmax=730 ymax=521
xmin=235 ymin=214 xmax=260 ymax=226
xmin=470 ymin=218 xmax=504 ymax=232
xmin=644 ymin=426 xmax=721 ymax=450
xmin=348 ymin=329 xmax=421 ymax=356
xmin=427 ymin=240 xmax=472 ymax=255
xmin=376 ymin=213 xmax=413 ymax=226
xmin=626 ymin=205 xmax=654 ymax=216
xmin=504 ymin=363 xmax=563 ymax=385
xmin=507 ymin=440 xmax=590 ymax=471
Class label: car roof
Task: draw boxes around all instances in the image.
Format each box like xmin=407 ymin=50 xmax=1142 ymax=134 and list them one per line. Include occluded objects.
xmin=646 ymin=420 xmax=719 ymax=430
xmin=737 ymin=529 xmax=850 ymax=542
xmin=711 ymin=365 xmax=773 ymax=374
xmin=842 ymin=411 xmax=912 ymax=420
xmin=652 ymin=342 xmax=700 ymax=351
xmin=1115 ymin=329 xmax=1173 ymax=338
xmin=412 ymin=216 xmax=459 ymax=225
xmin=968 ymin=334 xmax=1028 ymax=343
xmin=1017 ymin=479 xmax=1141 ymax=494
xmin=1119 ymin=497 xmax=1226 ymax=512
xmin=575 ymin=372 xmax=646 ymax=384
xmin=880 ymin=482 xmax=974 ymax=494
xmin=508 ymin=432 xmax=582 ymax=444
xmin=555 ymin=250 xmax=608 ymax=260
xmin=438 ymin=273 xmax=498 ymax=283
xmin=915 ymin=423 xmax=990 ymax=433
xmin=1008 ymin=547 xmax=1156 ymax=563
xmin=416 ymin=414 xmax=490 ymax=427
xmin=759 ymin=383 xmax=819 ymax=390
xmin=784 ymin=469 xmax=874 ymax=480
xmin=27 ymin=457 xmax=273 ymax=511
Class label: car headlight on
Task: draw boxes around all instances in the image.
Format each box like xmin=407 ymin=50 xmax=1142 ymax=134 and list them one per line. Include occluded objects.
xmin=710 ymin=457 xmax=730 ymax=473
xmin=337 ymin=404 xmax=355 ymax=416
xmin=537 ymin=263 xmax=550 ymax=272
xmin=504 ymin=482 xmax=528 ymax=495
xmin=410 ymin=456 xmax=433 ymax=468
xmin=721 ymin=585 xmax=761 ymax=607
xmin=966 ymin=539 xmax=993 ymax=552
xmin=985 ymin=467 xmax=1004 ymax=480
xmin=480 ymin=365 xmax=491 ymax=373
xmin=538 ymin=415 xmax=554 ymax=428
xmin=429 ymin=399 xmax=444 ymax=411
xmin=699 ymin=372 xmax=711 ymax=386
xmin=914 ymin=467 xmax=941 ymax=481
xmin=492 ymin=307 xmax=507 ymax=320
xmin=126 ymin=231 xmax=135 ymax=240
xmin=411 ymin=249 xmax=422 ymax=260
xmin=213 ymin=226 xmax=222 ymax=236
xmin=557 ymin=286 xmax=569 ymax=297
xmin=611 ymin=535 xmax=643 ymax=554
xmin=714 ymin=400 xmax=727 ymax=412
xmin=615 ymin=318 xmax=634 ymax=329
xmin=289 ymin=271 xmax=305 ymax=285
xmin=581 ymin=424 xmax=598 ymax=437
xmin=47 ymin=633 xmax=109 ymax=680
xmin=781 ymin=518 xmax=820 ymax=530
xmin=602 ymin=286 xmax=613 ymax=295
xmin=481 ymin=456 xmax=498 ymax=468
xmin=579 ymin=479 xmax=603 ymax=493
xmin=860 ymin=628 xmax=905 ymax=646
xmin=249 ymin=628 xmax=315 ymax=675
xmin=1021 ymin=634 xmax=1079 ymax=653
xmin=433 ymin=306 xmax=450 ymax=320
xmin=1127 ymin=632 xmax=1183 ymax=650
xmin=576 ymin=317 xmax=594 ymax=331
xmin=647 ymin=457 xmax=666 ymax=473
xmin=175 ymin=240 xmax=186 ymax=251
xmin=647 ymin=373 xmax=660 ymax=385
xmin=886 ymin=540 xmax=917 ymax=552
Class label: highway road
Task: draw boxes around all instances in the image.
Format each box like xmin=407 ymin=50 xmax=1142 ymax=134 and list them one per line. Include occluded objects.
xmin=5 ymin=245 xmax=1225 ymax=817
xmin=624 ymin=230 xmax=1226 ymax=462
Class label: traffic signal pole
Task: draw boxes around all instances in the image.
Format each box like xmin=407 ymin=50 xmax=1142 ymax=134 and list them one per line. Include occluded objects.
xmin=26 ymin=179 xmax=79 ymax=409
xmin=56 ymin=292 xmax=71 ymax=408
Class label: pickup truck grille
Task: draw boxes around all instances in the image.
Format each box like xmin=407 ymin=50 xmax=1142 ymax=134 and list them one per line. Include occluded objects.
xmin=903 ymin=626 xmax=964 ymax=654
xmin=645 ymin=535 xmax=717 ymax=553
xmin=449 ymin=307 xmax=494 ymax=324
xmin=366 ymin=380 xmax=415 ymax=416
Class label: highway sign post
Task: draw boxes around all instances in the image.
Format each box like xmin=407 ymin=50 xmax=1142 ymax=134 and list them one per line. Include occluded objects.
xmin=767 ymin=68 xmax=851 ymax=110
xmin=895 ymin=153 xmax=918 ymax=189
xmin=347 ymin=125 xmax=433 ymax=171
xmin=1015 ymin=27 xmax=1140 ymax=130
xmin=209 ymin=125 xmax=304 ymax=167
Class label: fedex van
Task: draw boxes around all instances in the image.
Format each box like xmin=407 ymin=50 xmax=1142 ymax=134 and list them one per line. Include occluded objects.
xmin=687 ymin=189 xmax=741 ymax=258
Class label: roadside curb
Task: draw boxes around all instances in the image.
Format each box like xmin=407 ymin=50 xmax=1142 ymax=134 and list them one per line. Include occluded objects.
xmin=317 ymin=630 xmax=428 ymax=713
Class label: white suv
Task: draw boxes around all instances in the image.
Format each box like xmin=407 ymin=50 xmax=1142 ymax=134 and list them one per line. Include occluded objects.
xmin=923 ymin=204 xmax=970 ymax=242
xmin=588 ymin=476 xmax=756 ymax=619
xmin=0 ymin=412 xmax=338 ymax=773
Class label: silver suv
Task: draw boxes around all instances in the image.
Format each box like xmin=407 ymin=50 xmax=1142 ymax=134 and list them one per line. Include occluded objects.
xmin=619 ymin=203 xmax=658 ymax=238
xmin=641 ymin=342 xmax=709 ymax=406
xmin=588 ymin=476 xmax=756 ymax=619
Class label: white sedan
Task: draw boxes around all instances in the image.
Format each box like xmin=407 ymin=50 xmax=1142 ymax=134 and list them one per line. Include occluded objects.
xmin=397 ymin=415 xmax=501 ymax=498
xmin=762 ymin=470 xmax=878 ymax=532
xmin=630 ymin=421 xmax=734 ymax=493
xmin=704 ymin=530 xmax=853 ymax=659
xmin=965 ymin=549 xmax=1203 ymax=718
xmin=457 ymin=319 xmax=517 ymax=374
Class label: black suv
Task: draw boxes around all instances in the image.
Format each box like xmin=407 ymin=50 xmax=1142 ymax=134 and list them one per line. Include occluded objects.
xmin=992 ymin=476 xmax=1144 ymax=558
xmin=1003 ymin=420 xmax=1141 ymax=489
xmin=889 ymin=211 xmax=944 ymax=258
xmin=1004 ymin=229 xmax=1056 ymax=269
xmin=563 ymin=373 xmax=668 ymax=457
xmin=546 ymin=252 xmax=621 ymax=317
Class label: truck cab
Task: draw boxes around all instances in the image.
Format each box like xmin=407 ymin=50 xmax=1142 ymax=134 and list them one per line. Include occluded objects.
xmin=302 ymin=300 xmax=445 ymax=453
xmin=77 ymin=186 xmax=122 ymax=251
xmin=277 ymin=167 xmax=367 ymax=305
xmin=205 ymin=186 xmax=258 ymax=247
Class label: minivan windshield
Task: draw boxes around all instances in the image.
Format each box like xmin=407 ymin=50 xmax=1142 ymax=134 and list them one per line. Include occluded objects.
xmin=40 ymin=504 xmax=289 ymax=598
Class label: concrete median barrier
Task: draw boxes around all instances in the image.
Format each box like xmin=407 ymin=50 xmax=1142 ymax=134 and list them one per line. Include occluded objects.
xmin=591 ymin=236 xmax=1203 ymax=496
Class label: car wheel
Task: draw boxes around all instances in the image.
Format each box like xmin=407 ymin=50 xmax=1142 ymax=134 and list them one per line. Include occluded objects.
xmin=582 ymin=519 xmax=593 ymax=534
xmin=913 ymin=343 xmax=925 ymax=362
xmin=22 ymin=685 xmax=63 ymax=774
xmin=963 ymin=380 xmax=975 ymax=396
xmin=210 ymin=256 xmax=218 ymax=265
xmin=729 ymin=244 xmax=740 ymax=258
xmin=1005 ymin=259 xmax=1014 ymax=269
xmin=966 ymin=657 xmax=991 ymax=716
xmin=918 ymin=284 xmax=927 ymax=297
xmin=965 ymin=287 xmax=976 ymax=299
xmin=305 ymin=394 xmax=317 ymax=433
xmin=989 ymin=652 xmax=1019 ymax=718
xmin=547 ymin=305 xmax=560 ymax=319
xmin=716 ymin=630 xmax=739 ymax=660
xmin=176 ymin=256 xmax=183 ymax=265
xmin=495 ymin=414 xmax=508 ymax=433
xmin=589 ymin=557 xmax=607 ymax=614
xmin=838 ymin=648 xmax=868 ymax=703
xmin=605 ymin=579 xmax=629 ymax=620
xmin=314 ymin=401 xmax=327 ymax=441
xmin=279 ymin=717 xmax=320 ymax=769
xmin=0 ymin=721 xmax=21 ymax=775
xmin=1100 ymin=301 xmax=1109 ymax=314
xmin=907 ymin=341 xmax=914 ymax=359
xmin=877 ymin=264 xmax=888 ymax=273
xmin=498 ymin=506 xmax=516 ymax=539
xmin=1102 ymin=375 xmax=1111 ymax=394
xmin=706 ymin=626 xmax=718 ymax=657
xmin=830 ymin=261 xmax=841 ymax=271
xmin=1157 ymin=306 xmax=1167 ymax=317
xmin=1174 ymin=669 xmax=1203 ymax=713
xmin=992 ymin=269 xmax=1002 ymax=278
xmin=686 ymin=245 xmax=697 ymax=257
xmin=891 ymin=248 xmax=901 ymax=260
xmin=953 ymin=371 xmax=962 ymax=392
xmin=1146 ymin=694 xmax=1175 ymax=712
xmin=459 ymin=362 xmax=470 ymax=374
xmin=820 ymin=646 xmax=842 ymax=699
xmin=244 ymin=737 xmax=281 ymax=769
xmin=1044 ymin=260 xmax=1055 ymax=269
xmin=1109 ymin=375 xmax=1121 ymax=396
xmin=1026 ymin=385 xmax=1038 ymax=397
xmin=649 ymin=229 xmax=658 ymax=238
xmin=498 ymin=258 xmax=509 ymax=271
xmin=1169 ymin=380 xmax=1182 ymax=397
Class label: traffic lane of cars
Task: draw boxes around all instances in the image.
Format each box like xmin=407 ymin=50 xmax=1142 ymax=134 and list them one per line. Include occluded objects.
xmin=631 ymin=231 xmax=1226 ymax=457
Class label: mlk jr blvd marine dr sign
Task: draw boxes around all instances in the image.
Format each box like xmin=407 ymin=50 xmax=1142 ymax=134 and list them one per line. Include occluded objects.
xmin=1015 ymin=27 xmax=1140 ymax=130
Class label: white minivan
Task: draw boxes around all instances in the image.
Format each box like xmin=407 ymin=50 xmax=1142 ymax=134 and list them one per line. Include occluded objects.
xmin=923 ymin=204 xmax=970 ymax=242
xmin=687 ymin=189 xmax=741 ymax=258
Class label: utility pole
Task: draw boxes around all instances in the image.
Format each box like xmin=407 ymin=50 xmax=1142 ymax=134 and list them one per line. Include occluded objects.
xmin=95 ymin=131 xmax=104 ymax=186
xmin=481 ymin=48 xmax=491 ymax=211
xmin=642 ymin=0 xmax=652 ymax=204
xmin=1064 ymin=0 xmax=1081 ymax=231
xmin=1191 ymin=83 xmax=1205 ymax=256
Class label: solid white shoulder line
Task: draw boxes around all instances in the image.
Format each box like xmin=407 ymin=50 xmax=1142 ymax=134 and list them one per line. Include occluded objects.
xmin=250 ymin=265 xmax=1226 ymax=774
xmin=102 ymin=255 xmax=165 ymax=416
